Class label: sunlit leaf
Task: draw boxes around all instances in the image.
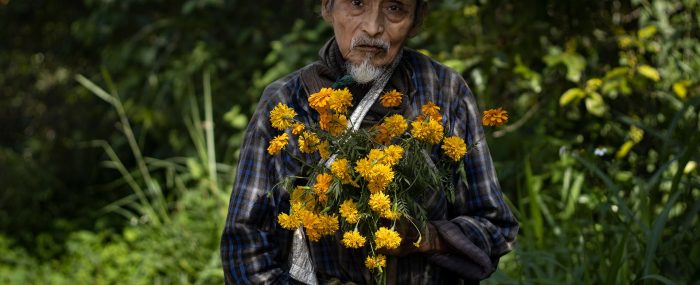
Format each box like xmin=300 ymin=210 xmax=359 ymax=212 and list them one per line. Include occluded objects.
xmin=637 ymin=65 xmax=661 ymax=82
xmin=616 ymin=140 xmax=635 ymax=159
xmin=638 ymin=25 xmax=658 ymax=39
xmin=560 ymin=88 xmax=585 ymax=106
xmin=585 ymin=92 xmax=607 ymax=117
xmin=672 ymin=80 xmax=692 ymax=99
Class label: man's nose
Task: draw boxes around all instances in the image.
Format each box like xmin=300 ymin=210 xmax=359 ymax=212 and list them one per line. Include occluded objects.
xmin=361 ymin=5 xmax=384 ymax=37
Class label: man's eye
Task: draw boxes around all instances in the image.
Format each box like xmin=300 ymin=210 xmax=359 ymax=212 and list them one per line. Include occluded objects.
xmin=388 ymin=4 xmax=402 ymax=11
xmin=351 ymin=0 xmax=363 ymax=7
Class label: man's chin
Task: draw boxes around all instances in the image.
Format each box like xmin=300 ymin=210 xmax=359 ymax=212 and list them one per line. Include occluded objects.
xmin=347 ymin=60 xmax=384 ymax=84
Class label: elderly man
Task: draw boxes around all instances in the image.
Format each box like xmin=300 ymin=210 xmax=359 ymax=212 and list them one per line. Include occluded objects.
xmin=221 ymin=0 xmax=518 ymax=284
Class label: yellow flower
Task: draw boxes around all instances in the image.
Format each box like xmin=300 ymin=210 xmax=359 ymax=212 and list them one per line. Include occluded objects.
xmin=291 ymin=187 xmax=315 ymax=209
xmin=383 ymin=114 xmax=408 ymax=137
xmin=277 ymin=212 xmax=300 ymax=230
xmin=382 ymin=145 xmax=404 ymax=166
xmin=339 ymin=199 xmax=360 ymax=224
xmin=380 ymin=89 xmax=403 ymax=108
xmin=269 ymin=103 xmax=297 ymax=130
xmin=441 ymin=136 xmax=467 ymax=161
xmin=308 ymin=88 xmax=333 ymax=112
xmin=319 ymin=111 xmax=333 ymax=131
xmin=421 ymin=101 xmax=442 ymax=122
xmin=374 ymin=125 xmax=392 ymax=145
xmin=331 ymin=159 xmax=355 ymax=185
xmin=329 ymin=88 xmax=353 ymax=114
xmin=313 ymin=173 xmax=333 ymax=202
xmin=298 ymin=131 xmax=320 ymax=154
xmin=365 ymin=254 xmax=386 ymax=270
xmin=381 ymin=210 xmax=401 ymax=220
xmin=299 ymin=210 xmax=322 ymax=241
xmin=374 ymin=227 xmax=402 ymax=250
xmin=317 ymin=213 xmax=339 ymax=236
xmin=355 ymin=158 xmax=373 ymax=178
xmin=369 ymin=192 xmax=391 ymax=214
xmin=482 ymin=107 xmax=508 ymax=127
xmin=328 ymin=114 xmax=347 ymax=136
xmin=267 ymin=133 xmax=289 ymax=155
xmin=318 ymin=140 xmax=330 ymax=160
xmin=367 ymin=149 xmax=385 ymax=164
xmin=410 ymin=117 xmax=444 ymax=145
xmin=342 ymin=231 xmax=366 ymax=248
xmin=374 ymin=115 xmax=407 ymax=144
xmin=367 ymin=164 xmax=394 ymax=193
xmin=291 ymin=123 xmax=305 ymax=135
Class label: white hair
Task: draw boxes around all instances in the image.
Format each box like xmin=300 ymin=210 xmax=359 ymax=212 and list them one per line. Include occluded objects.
xmin=346 ymin=57 xmax=384 ymax=84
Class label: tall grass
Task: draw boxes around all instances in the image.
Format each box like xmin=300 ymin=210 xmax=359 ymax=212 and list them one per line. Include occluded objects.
xmin=486 ymin=97 xmax=700 ymax=284
xmin=0 ymin=72 xmax=232 ymax=284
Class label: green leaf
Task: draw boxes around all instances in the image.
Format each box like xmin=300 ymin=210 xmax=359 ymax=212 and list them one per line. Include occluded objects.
xmin=560 ymin=88 xmax=585 ymax=106
xmin=637 ymin=65 xmax=661 ymax=82
xmin=615 ymin=141 xmax=635 ymax=159
xmin=638 ymin=25 xmax=658 ymax=39
xmin=672 ymin=80 xmax=692 ymax=99
xmin=585 ymin=92 xmax=607 ymax=117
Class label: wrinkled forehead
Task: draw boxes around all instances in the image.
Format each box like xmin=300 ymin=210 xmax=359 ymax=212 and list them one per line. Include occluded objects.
xmin=326 ymin=0 xmax=422 ymax=8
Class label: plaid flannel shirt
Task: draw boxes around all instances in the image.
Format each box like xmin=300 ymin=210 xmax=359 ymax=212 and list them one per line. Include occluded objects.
xmin=221 ymin=46 xmax=518 ymax=285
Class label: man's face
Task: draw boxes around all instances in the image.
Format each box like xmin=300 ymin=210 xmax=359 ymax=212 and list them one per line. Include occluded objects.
xmin=323 ymin=0 xmax=418 ymax=68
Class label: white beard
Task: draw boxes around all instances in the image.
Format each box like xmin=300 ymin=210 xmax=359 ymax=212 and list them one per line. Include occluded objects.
xmin=346 ymin=58 xmax=384 ymax=84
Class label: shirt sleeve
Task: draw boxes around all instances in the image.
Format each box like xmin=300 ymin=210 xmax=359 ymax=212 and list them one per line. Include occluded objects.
xmin=428 ymin=75 xmax=519 ymax=280
xmin=220 ymin=81 xmax=297 ymax=285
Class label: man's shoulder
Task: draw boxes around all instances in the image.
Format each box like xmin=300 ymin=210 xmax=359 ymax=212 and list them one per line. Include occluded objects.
xmin=261 ymin=65 xmax=309 ymax=97
xmin=402 ymin=48 xmax=465 ymax=82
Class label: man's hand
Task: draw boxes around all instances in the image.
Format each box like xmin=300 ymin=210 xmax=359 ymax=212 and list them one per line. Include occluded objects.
xmin=379 ymin=220 xmax=450 ymax=256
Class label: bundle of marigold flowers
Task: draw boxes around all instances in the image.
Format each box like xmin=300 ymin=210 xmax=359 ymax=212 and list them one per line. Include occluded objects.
xmin=267 ymin=87 xmax=507 ymax=284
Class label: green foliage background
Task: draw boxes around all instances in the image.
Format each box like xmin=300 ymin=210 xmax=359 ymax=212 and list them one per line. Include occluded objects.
xmin=1 ymin=0 xmax=698 ymax=284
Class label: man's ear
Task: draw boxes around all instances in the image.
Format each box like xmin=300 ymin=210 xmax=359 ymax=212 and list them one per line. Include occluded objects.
xmin=408 ymin=2 xmax=428 ymax=37
xmin=321 ymin=0 xmax=333 ymax=23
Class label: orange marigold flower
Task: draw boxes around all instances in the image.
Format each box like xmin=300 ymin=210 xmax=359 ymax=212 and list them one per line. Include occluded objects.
xmin=410 ymin=117 xmax=444 ymax=145
xmin=374 ymin=125 xmax=392 ymax=145
xmin=291 ymin=123 xmax=305 ymax=135
xmin=383 ymin=114 xmax=408 ymax=137
xmin=369 ymin=192 xmax=391 ymax=214
xmin=329 ymin=88 xmax=353 ymax=114
xmin=331 ymin=158 xmax=355 ymax=186
xmin=308 ymin=88 xmax=333 ymax=112
xmin=277 ymin=212 xmax=300 ymax=230
xmin=319 ymin=110 xmax=333 ymax=131
xmin=354 ymin=158 xmax=373 ymax=178
xmin=318 ymin=140 xmax=331 ymax=160
xmin=342 ymin=231 xmax=366 ymax=248
xmin=269 ymin=103 xmax=297 ymax=130
xmin=298 ymin=131 xmax=320 ymax=154
xmin=380 ymin=89 xmax=403 ymax=108
xmin=317 ymin=213 xmax=339 ymax=236
xmin=421 ymin=101 xmax=442 ymax=122
xmin=441 ymin=136 xmax=467 ymax=161
xmin=482 ymin=107 xmax=509 ymax=127
xmin=299 ymin=210 xmax=322 ymax=241
xmin=339 ymin=199 xmax=360 ymax=224
xmin=374 ymin=227 xmax=402 ymax=250
xmin=328 ymin=114 xmax=348 ymax=136
xmin=313 ymin=173 xmax=333 ymax=198
xmin=382 ymin=145 xmax=404 ymax=166
xmin=381 ymin=209 xmax=401 ymax=220
xmin=267 ymin=133 xmax=289 ymax=155
xmin=365 ymin=254 xmax=386 ymax=270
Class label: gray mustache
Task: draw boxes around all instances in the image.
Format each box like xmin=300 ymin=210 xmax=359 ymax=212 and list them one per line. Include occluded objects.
xmin=351 ymin=36 xmax=390 ymax=52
